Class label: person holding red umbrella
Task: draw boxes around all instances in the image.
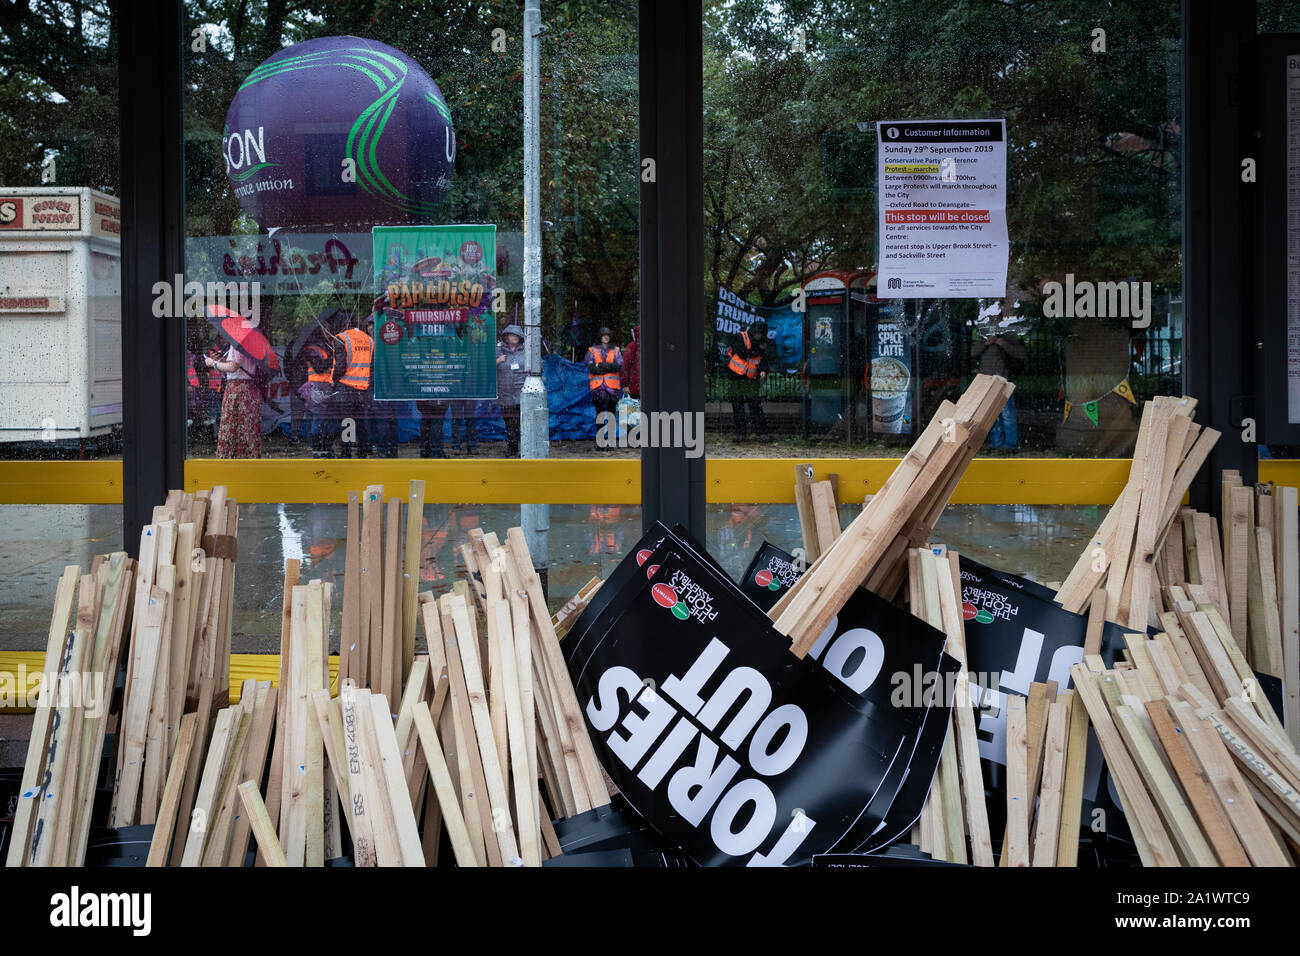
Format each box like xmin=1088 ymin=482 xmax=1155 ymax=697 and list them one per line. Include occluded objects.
xmin=205 ymin=343 xmax=262 ymax=458
xmin=203 ymin=304 xmax=280 ymax=458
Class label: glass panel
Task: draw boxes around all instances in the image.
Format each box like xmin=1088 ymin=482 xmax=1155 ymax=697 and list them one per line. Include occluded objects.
xmin=704 ymin=0 xmax=1183 ymax=458
xmin=0 ymin=504 xmax=123 ymax=647
xmin=182 ymin=2 xmax=638 ymax=461
xmin=707 ymin=503 xmax=1105 ymax=587
xmin=0 ymin=4 xmax=122 ymax=461
xmin=1259 ymin=1 xmax=1300 ymax=34
xmin=230 ymin=502 xmax=638 ymax=650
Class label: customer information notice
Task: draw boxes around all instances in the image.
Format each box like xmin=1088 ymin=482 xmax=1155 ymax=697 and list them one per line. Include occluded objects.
xmin=876 ymin=119 xmax=1008 ymax=298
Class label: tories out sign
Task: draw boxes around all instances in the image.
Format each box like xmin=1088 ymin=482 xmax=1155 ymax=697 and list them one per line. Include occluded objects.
xmin=566 ymin=535 xmax=954 ymax=866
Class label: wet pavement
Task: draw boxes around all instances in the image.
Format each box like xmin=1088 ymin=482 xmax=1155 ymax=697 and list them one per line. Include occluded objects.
xmin=0 ymin=501 xmax=1105 ymax=651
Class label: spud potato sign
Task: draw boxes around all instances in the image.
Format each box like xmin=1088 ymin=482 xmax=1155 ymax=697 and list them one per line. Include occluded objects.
xmin=565 ymin=529 xmax=954 ymax=866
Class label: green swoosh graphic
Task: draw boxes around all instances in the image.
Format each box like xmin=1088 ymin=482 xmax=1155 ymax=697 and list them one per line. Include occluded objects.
xmin=236 ymin=44 xmax=449 ymax=214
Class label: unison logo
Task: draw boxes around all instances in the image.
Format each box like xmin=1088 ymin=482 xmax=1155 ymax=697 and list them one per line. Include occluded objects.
xmin=1042 ymin=273 xmax=1152 ymax=328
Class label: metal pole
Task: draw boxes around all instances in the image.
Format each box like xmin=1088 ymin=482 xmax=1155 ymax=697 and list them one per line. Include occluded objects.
xmin=521 ymin=0 xmax=550 ymax=589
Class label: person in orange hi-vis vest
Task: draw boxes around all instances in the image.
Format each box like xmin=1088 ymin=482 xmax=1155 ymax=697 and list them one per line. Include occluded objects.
xmin=726 ymin=320 xmax=770 ymax=442
xmin=334 ymin=313 xmax=373 ymax=458
xmin=303 ymin=332 xmax=339 ymax=457
xmin=585 ymin=327 xmax=623 ymax=432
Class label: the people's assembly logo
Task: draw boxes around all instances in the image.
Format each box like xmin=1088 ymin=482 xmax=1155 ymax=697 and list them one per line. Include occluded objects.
xmin=651 ymin=582 xmax=690 ymax=620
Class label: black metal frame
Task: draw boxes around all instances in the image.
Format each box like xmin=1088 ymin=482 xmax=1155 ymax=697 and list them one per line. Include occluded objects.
xmin=1183 ymin=0 xmax=1257 ymax=509
xmin=117 ymin=0 xmax=186 ymax=554
xmin=638 ymin=0 xmax=706 ymax=538
xmin=113 ymin=0 xmax=1263 ymax=545
xmin=1247 ymin=33 xmax=1300 ymax=447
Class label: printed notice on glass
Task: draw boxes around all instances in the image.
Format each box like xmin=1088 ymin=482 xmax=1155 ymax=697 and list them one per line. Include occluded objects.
xmin=1287 ymin=57 xmax=1300 ymax=423
xmin=876 ymin=120 xmax=1008 ymax=298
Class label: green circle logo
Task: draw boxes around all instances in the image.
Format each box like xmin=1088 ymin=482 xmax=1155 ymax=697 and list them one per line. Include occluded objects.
xmin=975 ymin=608 xmax=994 ymax=624
xmin=672 ymin=601 xmax=689 ymax=620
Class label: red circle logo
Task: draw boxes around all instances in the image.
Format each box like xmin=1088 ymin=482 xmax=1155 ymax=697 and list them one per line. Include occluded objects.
xmin=380 ymin=320 xmax=403 ymax=344
xmin=460 ymin=240 xmax=483 ymax=265
xmin=636 ymin=549 xmax=652 ymax=567
xmin=961 ymin=601 xmax=977 ymax=621
xmin=755 ymin=569 xmax=773 ymax=588
xmin=645 ymin=564 xmax=660 ymax=579
xmin=651 ymin=583 xmax=678 ymax=609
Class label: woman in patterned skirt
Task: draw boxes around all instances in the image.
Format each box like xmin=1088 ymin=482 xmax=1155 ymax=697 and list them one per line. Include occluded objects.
xmin=206 ymin=345 xmax=262 ymax=458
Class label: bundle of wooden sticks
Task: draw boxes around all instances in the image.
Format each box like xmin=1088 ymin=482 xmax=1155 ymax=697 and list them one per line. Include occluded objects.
xmin=9 ymin=479 xmax=613 ymax=867
xmin=7 ymin=486 xmax=238 ymax=866
xmin=771 ymin=372 xmax=1014 ymax=656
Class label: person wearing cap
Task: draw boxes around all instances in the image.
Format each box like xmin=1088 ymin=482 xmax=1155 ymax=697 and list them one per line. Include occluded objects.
xmin=496 ymin=324 xmax=527 ymax=457
xmin=726 ymin=320 xmax=770 ymax=442
xmin=585 ymin=327 xmax=623 ymax=426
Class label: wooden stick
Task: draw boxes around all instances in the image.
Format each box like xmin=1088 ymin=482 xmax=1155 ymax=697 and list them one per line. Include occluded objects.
xmin=225 ymin=683 xmax=278 ymax=866
xmin=1032 ymin=698 xmax=1070 ymax=866
xmin=340 ymin=491 xmax=361 ymax=685
xmin=1227 ymin=485 xmax=1252 ymax=655
xmin=169 ymin=678 xmax=214 ymax=866
xmin=1071 ymin=665 xmax=1180 ymax=866
xmin=413 ymin=705 xmax=479 ymax=867
xmin=113 ymin=584 xmax=169 ymax=827
xmin=1147 ymin=699 xmax=1248 ymax=866
xmin=402 ymin=480 xmax=425 ymax=686
xmin=507 ymin=527 xmax=610 ymax=808
xmin=1254 ymin=526 xmax=1285 ymax=677
xmin=382 ymin=499 xmax=402 ymax=704
xmin=810 ymin=480 xmax=841 ymax=554
xmin=1056 ymin=689 xmax=1091 ymax=866
xmin=237 ymin=781 xmax=287 ymax=867
xmin=793 ymin=464 xmax=821 ymax=562
xmin=363 ymin=485 xmax=384 ymax=688
xmin=180 ymin=707 xmax=242 ymax=866
xmin=71 ymin=553 xmax=133 ymax=865
xmin=141 ymin=564 xmax=177 ymax=823
xmin=367 ymin=693 xmax=426 ymax=866
xmin=200 ymin=686 xmax=259 ymax=866
xmin=1004 ymin=695 xmax=1030 ymax=867
xmin=7 ymin=569 xmax=79 ymax=866
xmin=304 ymin=581 xmax=326 ymax=866
xmin=1276 ymin=485 xmax=1300 ymax=749
xmin=439 ymin=597 xmax=495 ymax=865
xmin=311 ymin=689 xmax=352 ymax=836
xmin=450 ymin=596 xmax=521 ymax=864
xmin=495 ymin=600 xmax=540 ymax=866
xmin=280 ymin=587 xmax=310 ymax=864
xmin=937 ymin=550 xmax=993 ymax=865
xmin=262 ymin=559 xmax=299 ymax=851
xmin=338 ymin=680 xmax=378 ymax=866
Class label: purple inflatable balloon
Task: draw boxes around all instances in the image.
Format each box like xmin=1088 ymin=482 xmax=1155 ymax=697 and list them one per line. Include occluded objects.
xmin=223 ymin=36 xmax=455 ymax=230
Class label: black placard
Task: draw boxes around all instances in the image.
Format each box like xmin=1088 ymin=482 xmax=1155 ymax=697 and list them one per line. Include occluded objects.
xmin=569 ymin=544 xmax=956 ymax=866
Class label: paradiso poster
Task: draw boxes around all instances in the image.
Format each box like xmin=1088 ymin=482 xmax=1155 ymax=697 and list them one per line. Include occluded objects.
xmin=371 ymin=224 xmax=497 ymax=401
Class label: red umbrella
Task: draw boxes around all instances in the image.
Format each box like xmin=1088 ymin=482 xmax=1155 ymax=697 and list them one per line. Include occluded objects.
xmin=205 ymin=305 xmax=280 ymax=374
